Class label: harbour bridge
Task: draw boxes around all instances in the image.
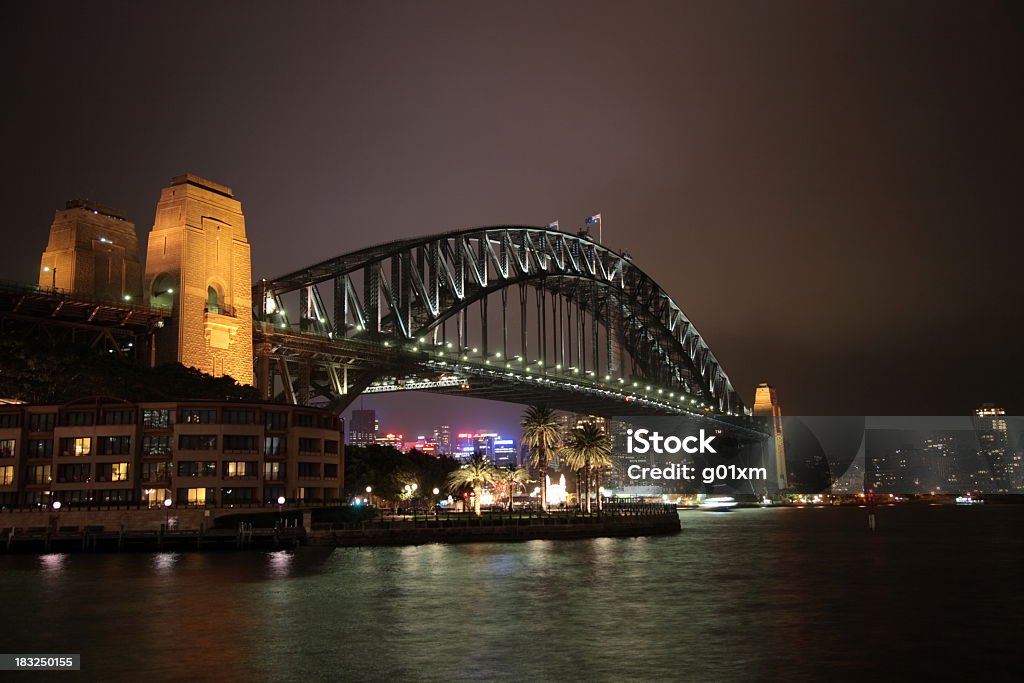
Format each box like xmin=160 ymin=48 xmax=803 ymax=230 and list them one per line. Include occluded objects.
xmin=251 ymin=225 xmax=760 ymax=433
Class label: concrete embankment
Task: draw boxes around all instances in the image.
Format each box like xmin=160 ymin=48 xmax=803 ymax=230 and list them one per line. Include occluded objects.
xmin=306 ymin=512 xmax=681 ymax=547
xmin=1 ymin=507 xmax=681 ymax=553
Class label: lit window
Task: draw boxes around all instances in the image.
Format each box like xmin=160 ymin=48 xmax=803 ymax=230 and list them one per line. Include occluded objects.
xmin=111 ymin=463 xmax=129 ymax=482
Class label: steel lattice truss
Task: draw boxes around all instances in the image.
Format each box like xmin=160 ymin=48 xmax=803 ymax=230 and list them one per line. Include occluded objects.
xmin=253 ymin=226 xmax=749 ymax=420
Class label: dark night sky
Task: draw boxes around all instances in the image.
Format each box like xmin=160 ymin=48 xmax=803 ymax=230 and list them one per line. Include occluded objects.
xmin=3 ymin=1 xmax=1022 ymax=435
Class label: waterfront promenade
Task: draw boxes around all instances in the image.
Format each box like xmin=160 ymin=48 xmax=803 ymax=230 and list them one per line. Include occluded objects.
xmin=0 ymin=503 xmax=680 ymax=553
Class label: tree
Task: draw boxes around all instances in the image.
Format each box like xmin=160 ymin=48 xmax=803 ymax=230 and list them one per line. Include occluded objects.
xmin=496 ymin=465 xmax=531 ymax=513
xmin=521 ymin=405 xmax=560 ymax=512
xmin=559 ymin=422 xmax=613 ymax=513
xmin=445 ymin=453 xmax=499 ymax=516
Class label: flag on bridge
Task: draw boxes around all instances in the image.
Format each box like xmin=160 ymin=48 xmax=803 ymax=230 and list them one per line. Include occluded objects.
xmin=586 ymin=213 xmax=602 ymax=225
xmin=547 ymin=221 xmax=559 ymax=230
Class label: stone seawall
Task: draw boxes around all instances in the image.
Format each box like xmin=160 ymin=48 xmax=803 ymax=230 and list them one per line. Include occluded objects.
xmin=0 ymin=508 xmax=230 ymax=532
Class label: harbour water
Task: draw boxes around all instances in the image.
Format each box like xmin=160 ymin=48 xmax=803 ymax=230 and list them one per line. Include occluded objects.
xmin=1 ymin=505 xmax=1020 ymax=681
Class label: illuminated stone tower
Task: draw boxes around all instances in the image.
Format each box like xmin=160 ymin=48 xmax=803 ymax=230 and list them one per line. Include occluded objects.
xmin=753 ymin=383 xmax=788 ymax=491
xmin=143 ymin=174 xmax=253 ymax=384
xmin=38 ymin=199 xmax=142 ymax=301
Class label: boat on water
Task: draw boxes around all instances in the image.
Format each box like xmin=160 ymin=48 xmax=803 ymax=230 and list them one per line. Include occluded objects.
xmin=955 ymin=495 xmax=984 ymax=506
xmin=699 ymin=496 xmax=737 ymax=511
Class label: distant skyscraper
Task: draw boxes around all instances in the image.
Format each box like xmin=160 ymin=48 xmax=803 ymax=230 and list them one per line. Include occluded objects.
xmin=432 ymin=424 xmax=451 ymax=454
xmin=349 ymin=409 xmax=378 ymax=446
xmin=753 ymin=383 xmax=788 ymax=491
xmin=974 ymin=404 xmax=1017 ymax=493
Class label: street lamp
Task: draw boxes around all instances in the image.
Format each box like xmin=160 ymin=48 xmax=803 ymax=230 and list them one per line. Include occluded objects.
xmin=42 ymin=266 xmax=56 ymax=289
xmin=277 ymin=495 xmax=286 ymax=527
xmin=51 ymin=500 xmax=61 ymax=534
xmin=163 ymin=497 xmax=172 ymax=530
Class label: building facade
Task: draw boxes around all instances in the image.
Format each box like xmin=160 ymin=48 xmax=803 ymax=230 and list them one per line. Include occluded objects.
xmin=0 ymin=399 xmax=343 ymax=509
xmin=38 ymin=199 xmax=142 ymax=302
xmin=144 ymin=174 xmax=254 ymax=384
xmin=348 ymin=409 xmax=378 ymax=445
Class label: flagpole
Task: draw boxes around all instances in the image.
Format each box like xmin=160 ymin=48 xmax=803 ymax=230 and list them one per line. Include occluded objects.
xmin=599 ymin=216 xmax=602 ymax=245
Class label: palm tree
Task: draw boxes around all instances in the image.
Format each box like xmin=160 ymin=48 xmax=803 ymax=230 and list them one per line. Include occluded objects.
xmin=521 ymin=405 xmax=561 ymax=511
xmin=559 ymin=422 xmax=613 ymax=513
xmin=445 ymin=453 xmax=499 ymax=516
xmin=497 ymin=465 xmax=531 ymax=514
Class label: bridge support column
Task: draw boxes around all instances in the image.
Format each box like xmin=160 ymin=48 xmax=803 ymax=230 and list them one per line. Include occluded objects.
xmin=257 ymin=343 xmax=272 ymax=400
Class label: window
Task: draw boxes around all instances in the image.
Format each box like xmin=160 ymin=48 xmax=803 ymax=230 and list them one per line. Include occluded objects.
xmin=177 ymin=487 xmax=214 ymax=506
xmin=206 ymin=286 xmax=220 ymax=314
xmin=222 ymin=409 xmax=257 ymax=424
xmin=142 ymin=435 xmax=171 ymax=456
xmin=265 ymin=411 xmax=288 ymax=430
xmin=0 ymin=439 xmax=15 ymax=458
xmin=141 ymin=461 xmax=171 ymax=482
xmin=264 ymin=462 xmax=285 ymax=481
xmin=297 ymin=462 xmax=320 ymax=478
xmin=221 ymin=487 xmax=255 ymax=505
xmin=178 ymin=435 xmax=217 ymax=450
xmin=264 ymin=436 xmax=286 ymax=457
xmin=264 ymin=486 xmax=286 ymax=505
xmin=94 ymin=489 xmax=131 ymax=504
xmin=324 ymin=463 xmax=338 ymax=479
xmin=24 ymin=464 xmax=50 ymax=485
xmin=180 ymin=408 xmax=217 ymax=424
xmin=324 ymin=440 xmax=339 ymax=454
xmin=223 ymin=461 xmax=256 ymax=478
xmin=142 ymin=409 xmax=171 ymax=428
xmin=98 ymin=436 xmax=131 ymax=455
xmin=28 ymin=439 xmax=53 ymax=458
xmin=298 ymin=438 xmax=320 ymax=454
xmin=55 ymin=490 xmax=93 ymax=506
xmin=141 ymin=488 xmax=172 ymax=508
xmin=223 ymin=435 xmax=257 ymax=453
xmin=103 ymin=410 xmax=135 ymax=425
xmin=0 ymin=413 xmax=19 ymax=428
xmin=57 ymin=463 xmax=91 ymax=483
xmin=296 ymin=413 xmax=314 ymax=427
xmin=59 ymin=437 xmax=92 ymax=457
xmin=0 ymin=465 xmax=13 ymax=485
xmin=96 ymin=462 xmax=129 ymax=482
xmin=28 ymin=413 xmax=56 ymax=432
xmin=177 ymin=461 xmax=217 ymax=477
xmin=64 ymin=411 xmax=95 ymax=426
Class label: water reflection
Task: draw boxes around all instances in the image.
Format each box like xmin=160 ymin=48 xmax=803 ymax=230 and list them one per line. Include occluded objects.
xmin=151 ymin=552 xmax=180 ymax=574
xmin=266 ymin=550 xmax=294 ymax=579
xmin=39 ymin=553 xmax=67 ymax=574
xmin=0 ymin=506 xmax=1020 ymax=681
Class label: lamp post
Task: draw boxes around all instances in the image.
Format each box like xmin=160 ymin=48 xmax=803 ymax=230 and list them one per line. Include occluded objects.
xmin=163 ymin=497 xmax=172 ymax=530
xmin=432 ymin=487 xmax=440 ymax=519
xmin=277 ymin=495 xmax=286 ymax=528
xmin=42 ymin=266 xmax=56 ymax=289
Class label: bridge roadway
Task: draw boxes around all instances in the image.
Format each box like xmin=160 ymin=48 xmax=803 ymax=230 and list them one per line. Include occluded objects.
xmin=253 ymin=324 xmax=766 ymax=437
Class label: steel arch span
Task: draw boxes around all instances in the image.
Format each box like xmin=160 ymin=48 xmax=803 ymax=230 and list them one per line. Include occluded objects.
xmin=252 ymin=225 xmax=752 ymax=424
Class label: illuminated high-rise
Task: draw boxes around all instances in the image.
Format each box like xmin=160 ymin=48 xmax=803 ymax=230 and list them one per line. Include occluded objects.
xmin=349 ymin=409 xmax=378 ymax=446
